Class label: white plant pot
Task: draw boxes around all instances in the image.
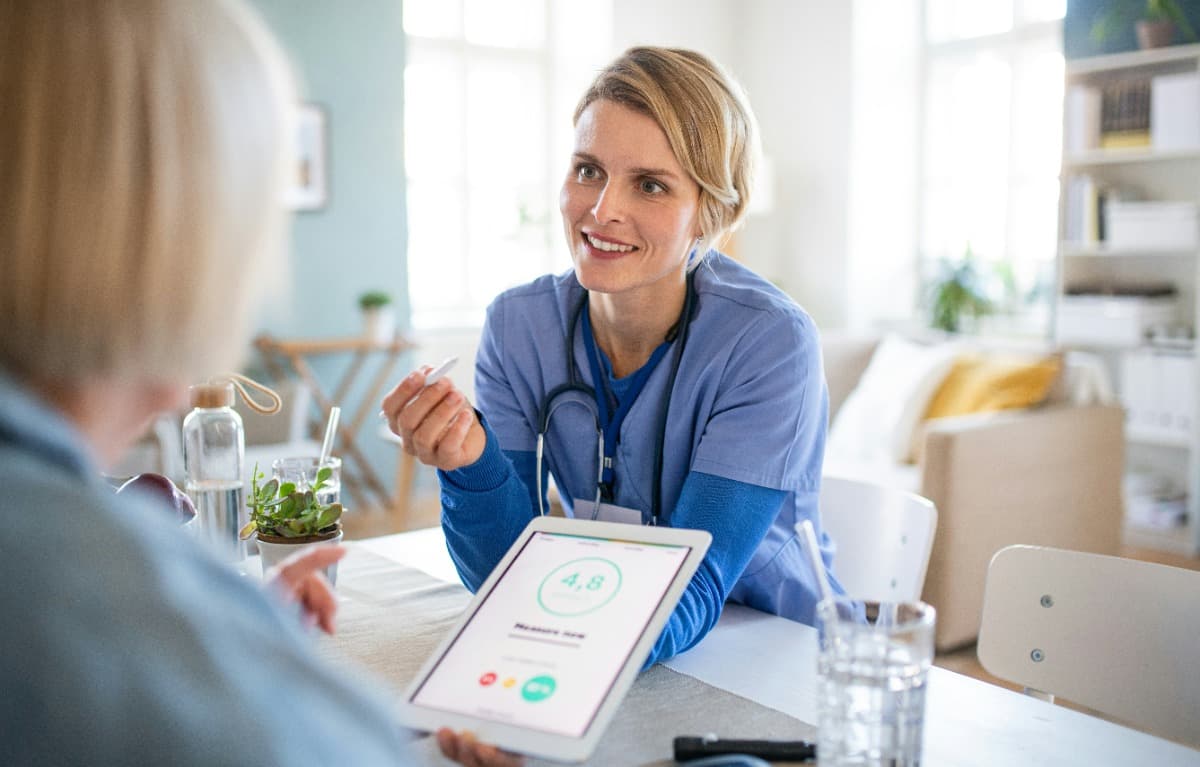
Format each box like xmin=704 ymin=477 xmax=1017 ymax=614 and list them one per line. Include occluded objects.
xmin=256 ymin=529 xmax=344 ymax=586
xmin=362 ymin=307 xmax=396 ymax=344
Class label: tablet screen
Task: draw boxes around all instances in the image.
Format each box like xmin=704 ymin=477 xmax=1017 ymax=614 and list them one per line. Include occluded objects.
xmin=408 ymin=530 xmax=694 ymax=737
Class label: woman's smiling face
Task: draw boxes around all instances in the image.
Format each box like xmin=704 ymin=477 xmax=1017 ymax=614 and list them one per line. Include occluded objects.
xmin=559 ymin=99 xmax=702 ymax=298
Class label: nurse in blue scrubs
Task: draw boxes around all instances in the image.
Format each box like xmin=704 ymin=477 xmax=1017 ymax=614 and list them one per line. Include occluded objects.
xmin=383 ymin=46 xmax=843 ymax=665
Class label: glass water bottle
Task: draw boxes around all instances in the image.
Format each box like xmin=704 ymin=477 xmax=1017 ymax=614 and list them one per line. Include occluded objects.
xmin=182 ymin=382 xmax=246 ymax=562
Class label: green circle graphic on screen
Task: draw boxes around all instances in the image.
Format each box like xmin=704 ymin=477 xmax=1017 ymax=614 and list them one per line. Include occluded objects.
xmin=521 ymin=675 xmax=557 ymax=703
xmin=537 ymin=557 xmax=623 ymax=616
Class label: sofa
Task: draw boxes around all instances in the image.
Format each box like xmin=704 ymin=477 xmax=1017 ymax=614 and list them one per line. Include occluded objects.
xmin=820 ymin=332 xmax=1125 ymax=650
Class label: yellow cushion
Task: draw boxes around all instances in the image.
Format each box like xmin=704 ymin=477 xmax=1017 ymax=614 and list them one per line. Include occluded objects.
xmin=924 ymin=353 xmax=1062 ymax=420
xmin=907 ymin=352 xmax=1062 ymax=464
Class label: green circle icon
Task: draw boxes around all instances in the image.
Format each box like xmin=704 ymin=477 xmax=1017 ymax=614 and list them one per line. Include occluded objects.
xmin=537 ymin=557 xmax=622 ymax=616
xmin=521 ymin=675 xmax=557 ymax=702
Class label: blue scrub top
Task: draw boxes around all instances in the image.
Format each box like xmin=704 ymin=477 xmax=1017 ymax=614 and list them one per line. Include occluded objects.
xmin=474 ymin=252 xmax=832 ymax=617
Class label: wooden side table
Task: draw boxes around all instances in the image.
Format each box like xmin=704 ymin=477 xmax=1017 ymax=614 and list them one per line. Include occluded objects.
xmin=253 ymin=334 xmax=417 ymax=517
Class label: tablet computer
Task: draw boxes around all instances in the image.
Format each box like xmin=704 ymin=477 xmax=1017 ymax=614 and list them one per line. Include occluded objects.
xmin=398 ymin=516 xmax=712 ymax=763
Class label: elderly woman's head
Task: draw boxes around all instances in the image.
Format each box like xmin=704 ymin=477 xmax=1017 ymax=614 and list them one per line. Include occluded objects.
xmin=573 ymin=46 xmax=759 ymax=254
xmin=0 ymin=0 xmax=294 ymax=386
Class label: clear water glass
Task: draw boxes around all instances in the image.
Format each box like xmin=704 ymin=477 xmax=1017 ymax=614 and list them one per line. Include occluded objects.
xmin=817 ymin=598 xmax=935 ymax=766
xmin=271 ymin=456 xmax=342 ymax=506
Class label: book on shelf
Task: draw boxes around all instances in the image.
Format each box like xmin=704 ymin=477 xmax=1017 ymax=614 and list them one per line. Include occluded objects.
xmin=1066 ymin=77 xmax=1156 ymax=155
xmin=1069 ymin=72 xmax=1200 ymax=155
xmin=1062 ymin=174 xmax=1130 ymax=245
xmin=1101 ymin=77 xmax=1151 ymax=145
xmin=1065 ymin=84 xmax=1101 ymax=153
xmin=1100 ymin=130 xmax=1151 ymax=149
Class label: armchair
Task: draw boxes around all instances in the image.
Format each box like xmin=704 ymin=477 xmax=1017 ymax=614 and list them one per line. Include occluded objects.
xmin=820 ymin=333 xmax=1124 ymax=650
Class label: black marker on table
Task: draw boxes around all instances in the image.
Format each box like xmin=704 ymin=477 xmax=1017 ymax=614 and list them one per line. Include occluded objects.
xmin=674 ymin=734 xmax=817 ymax=763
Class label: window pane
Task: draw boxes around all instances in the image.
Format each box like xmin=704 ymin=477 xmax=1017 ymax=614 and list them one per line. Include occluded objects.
xmin=924 ymin=52 xmax=1012 ymax=183
xmin=465 ymin=0 xmax=545 ymax=49
xmin=466 ymin=57 xmax=546 ymax=179
xmin=466 ymin=182 xmax=554 ymax=307
xmin=404 ymin=0 xmax=461 ymax=38
xmin=407 ymin=180 xmax=467 ymax=315
xmin=1009 ymin=178 xmax=1059 ymax=271
xmin=922 ymin=181 xmax=1008 ymax=262
xmin=1016 ymin=0 xmax=1065 ymax=24
xmin=405 ymin=44 xmax=464 ymax=180
xmin=926 ymin=0 xmax=1013 ymax=42
xmin=1011 ymin=44 xmax=1063 ymax=176
xmin=464 ymin=58 xmax=552 ymax=305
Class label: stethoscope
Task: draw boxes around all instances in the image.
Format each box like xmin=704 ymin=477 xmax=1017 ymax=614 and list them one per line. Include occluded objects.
xmin=534 ymin=271 xmax=697 ymax=525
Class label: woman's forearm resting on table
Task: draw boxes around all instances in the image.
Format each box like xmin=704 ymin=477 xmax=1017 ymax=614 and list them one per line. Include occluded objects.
xmin=643 ymin=472 xmax=784 ymax=666
xmin=437 ymin=425 xmax=785 ymax=665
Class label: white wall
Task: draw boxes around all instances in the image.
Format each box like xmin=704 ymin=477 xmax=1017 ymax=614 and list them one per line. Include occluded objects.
xmin=611 ymin=0 xmax=855 ymax=329
xmin=612 ymin=0 xmax=739 ymax=66
xmin=737 ymin=0 xmax=853 ymax=328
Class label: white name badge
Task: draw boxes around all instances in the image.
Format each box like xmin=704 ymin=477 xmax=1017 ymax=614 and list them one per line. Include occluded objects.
xmin=573 ymin=498 xmax=644 ymax=526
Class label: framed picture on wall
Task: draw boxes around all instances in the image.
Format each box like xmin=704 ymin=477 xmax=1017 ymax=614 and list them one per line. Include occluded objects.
xmin=286 ymin=103 xmax=328 ymax=211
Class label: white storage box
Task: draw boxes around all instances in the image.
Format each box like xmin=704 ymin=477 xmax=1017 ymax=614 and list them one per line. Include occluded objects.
xmin=1152 ymin=71 xmax=1200 ymax=151
xmin=1120 ymin=348 xmax=1195 ymax=444
xmin=1057 ymin=295 xmax=1177 ymax=347
xmin=1107 ymin=201 xmax=1199 ymax=250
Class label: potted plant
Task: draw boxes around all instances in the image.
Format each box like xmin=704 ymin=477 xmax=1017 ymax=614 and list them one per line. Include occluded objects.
xmin=927 ymin=248 xmax=993 ymax=334
xmin=358 ymin=290 xmax=395 ymax=344
xmin=1092 ymin=0 xmax=1197 ymax=50
xmin=240 ymin=464 xmax=344 ymax=582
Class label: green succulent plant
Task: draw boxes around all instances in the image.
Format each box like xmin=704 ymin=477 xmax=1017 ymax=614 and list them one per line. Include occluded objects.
xmin=239 ymin=463 xmax=343 ymax=540
xmin=358 ymin=290 xmax=392 ymax=310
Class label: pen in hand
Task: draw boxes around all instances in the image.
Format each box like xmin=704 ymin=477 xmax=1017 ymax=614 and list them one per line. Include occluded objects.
xmin=378 ymin=356 xmax=459 ymax=421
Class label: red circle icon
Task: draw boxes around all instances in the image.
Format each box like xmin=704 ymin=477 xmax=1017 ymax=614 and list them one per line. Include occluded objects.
xmin=479 ymin=672 xmax=498 ymax=686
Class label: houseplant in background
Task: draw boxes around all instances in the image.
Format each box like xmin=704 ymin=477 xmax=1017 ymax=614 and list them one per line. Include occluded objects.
xmin=1092 ymin=0 xmax=1197 ymax=50
xmin=358 ymin=290 xmax=395 ymax=344
xmin=927 ymin=246 xmax=994 ymax=334
xmin=240 ymin=464 xmax=344 ymax=582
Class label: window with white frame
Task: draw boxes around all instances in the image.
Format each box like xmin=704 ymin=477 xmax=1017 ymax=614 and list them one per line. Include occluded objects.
xmin=403 ymin=0 xmax=612 ymax=329
xmin=920 ymin=0 xmax=1065 ymax=335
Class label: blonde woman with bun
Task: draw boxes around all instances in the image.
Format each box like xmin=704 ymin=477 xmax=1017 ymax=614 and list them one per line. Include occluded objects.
xmin=385 ymin=47 xmax=843 ymax=667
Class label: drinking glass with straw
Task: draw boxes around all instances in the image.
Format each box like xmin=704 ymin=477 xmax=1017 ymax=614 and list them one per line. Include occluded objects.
xmin=313 ymin=406 xmax=341 ymax=506
xmin=319 ymin=406 xmax=340 ymax=468
xmin=797 ymin=519 xmax=835 ymax=609
xmin=273 ymin=406 xmax=342 ymax=508
xmin=800 ymin=519 xmax=935 ymax=766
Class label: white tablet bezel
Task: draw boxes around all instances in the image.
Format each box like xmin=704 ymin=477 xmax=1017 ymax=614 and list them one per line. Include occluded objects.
xmin=397 ymin=516 xmax=712 ymax=763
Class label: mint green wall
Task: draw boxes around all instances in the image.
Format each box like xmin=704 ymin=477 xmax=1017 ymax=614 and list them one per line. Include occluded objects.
xmin=248 ymin=0 xmax=411 ymax=503
xmin=250 ymin=0 xmax=409 ymax=334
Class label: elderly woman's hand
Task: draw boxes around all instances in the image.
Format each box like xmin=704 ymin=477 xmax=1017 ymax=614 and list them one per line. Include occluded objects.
xmin=436 ymin=729 xmax=525 ymax=767
xmin=380 ymin=366 xmax=485 ymax=472
xmin=264 ymin=545 xmax=346 ymax=635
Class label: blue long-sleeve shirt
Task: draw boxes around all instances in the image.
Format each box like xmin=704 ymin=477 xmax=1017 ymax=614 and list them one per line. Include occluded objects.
xmin=0 ymin=369 xmax=417 ymax=765
xmin=447 ymin=255 xmax=842 ymax=667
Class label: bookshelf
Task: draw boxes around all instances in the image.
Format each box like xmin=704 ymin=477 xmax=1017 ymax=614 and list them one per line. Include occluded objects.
xmin=1058 ymin=44 xmax=1200 ymax=556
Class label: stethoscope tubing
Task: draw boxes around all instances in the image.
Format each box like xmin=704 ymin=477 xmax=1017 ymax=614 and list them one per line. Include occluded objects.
xmin=534 ymin=273 xmax=695 ymax=524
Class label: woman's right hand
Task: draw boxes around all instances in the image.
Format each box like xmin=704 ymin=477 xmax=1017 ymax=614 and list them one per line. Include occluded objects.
xmin=380 ymin=367 xmax=486 ymax=472
xmin=436 ymin=729 xmax=525 ymax=767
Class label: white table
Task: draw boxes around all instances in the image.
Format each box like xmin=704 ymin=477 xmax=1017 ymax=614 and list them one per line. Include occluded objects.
xmin=349 ymin=529 xmax=1199 ymax=766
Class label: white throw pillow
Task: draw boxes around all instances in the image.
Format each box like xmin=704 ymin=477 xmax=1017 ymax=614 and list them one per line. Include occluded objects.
xmin=827 ymin=334 xmax=960 ymax=464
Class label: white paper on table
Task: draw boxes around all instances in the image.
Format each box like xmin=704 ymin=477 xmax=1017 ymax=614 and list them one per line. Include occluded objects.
xmin=663 ymin=604 xmax=821 ymax=724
